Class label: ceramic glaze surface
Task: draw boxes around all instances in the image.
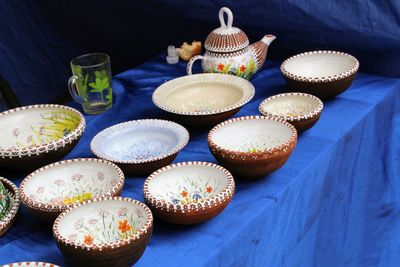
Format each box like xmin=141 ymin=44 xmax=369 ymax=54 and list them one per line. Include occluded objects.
xmin=211 ymin=119 xmax=293 ymax=152
xmin=91 ymin=120 xmax=189 ymax=163
xmin=1 ymin=262 xmax=59 ymax=267
xmin=57 ymin=199 xmax=148 ymax=246
xmin=21 ymin=160 xmax=122 ymax=207
xmin=148 ymin=164 xmax=228 ymax=205
xmin=0 ymin=181 xmax=10 ymax=220
xmin=0 ymin=107 xmax=81 ymax=150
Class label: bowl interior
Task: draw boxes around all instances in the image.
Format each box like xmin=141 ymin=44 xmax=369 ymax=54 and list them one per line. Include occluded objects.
xmin=261 ymin=95 xmax=320 ymax=117
xmin=58 ymin=199 xmax=148 ymax=246
xmin=211 ymin=119 xmax=293 ymax=153
xmin=23 ymin=160 xmax=121 ymax=206
xmin=0 ymin=106 xmax=81 ymax=150
xmin=0 ymin=181 xmax=11 ymax=220
xmin=148 ymin=164 xmax=228 ymax=205
xmin=92 ymin=120 xmax=187 ymax=162
xmin=284 ymin=53 xmax=355 ymax=78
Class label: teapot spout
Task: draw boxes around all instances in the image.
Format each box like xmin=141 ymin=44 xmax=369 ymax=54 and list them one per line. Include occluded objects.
xmin=250 ymin=34 xmax=276 ymax=71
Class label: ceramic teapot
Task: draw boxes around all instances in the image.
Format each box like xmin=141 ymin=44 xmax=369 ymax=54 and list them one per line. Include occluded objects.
xmin=186 ymin=7 xmax=276 ymax=80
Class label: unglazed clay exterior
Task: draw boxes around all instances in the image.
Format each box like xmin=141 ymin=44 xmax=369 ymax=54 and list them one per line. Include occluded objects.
xmin=208 ymin=116 xmax=297 ymax=178
xmin=259 ymin=92 xmax=323 ymax=132
xmin=186 ymin=7 xmax=275 ymax=79
xmin=19 ymin=158 xmax=125 ymax=221
xmin=144 ymin=161 xmax=235 ymax=224
xmin=0 ymin=104 xmax=85 ymax=171
xmin=152 ymin=73 xmax=254 ymax=126
xmin=53 ymin=197 xmax=153 ymax=267
xmin=281 ymin=51 xmax=359 ymax=99
xmin=1 ymin=262 xmax=60 ymax=267
xmin=91 ymin=119 xmax=189 ymax=175
xmin=0 ymin=177 xmax=20 ymax=236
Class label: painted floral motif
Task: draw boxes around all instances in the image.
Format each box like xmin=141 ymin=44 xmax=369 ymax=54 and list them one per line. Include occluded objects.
xmin=9 ymin=110 xmax=80 ymax=149
xmin=155 ymin=177 xmax=221 ymax=205
xmin=204 ymin=58 xmax=256 ymax=80
xmin=264 ymin=102 xmax=316 ymax=118
xmin=69 ymin=206 xmax=144 ymax=246
xmin=234 ymin=135 xmax=285 ymax=153
xmin=108 ymin=138 xmax=171 ymax=161
xmin=0 ymin=181 xmax=11 ymax=220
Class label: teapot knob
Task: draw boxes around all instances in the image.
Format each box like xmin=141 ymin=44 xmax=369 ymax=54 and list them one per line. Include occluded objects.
xmin=219 ymin=7 xmax=233 ymax=29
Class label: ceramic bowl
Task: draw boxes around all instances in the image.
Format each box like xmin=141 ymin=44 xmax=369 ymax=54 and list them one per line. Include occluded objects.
xmin=19 ymin=158 xmax=125 ymax=221
xmin=259 ymin=92 xmax=323 ymax=132
xmin=152 ymin=73 xmax=255 ymax=127
xmin=53 ymin=197 xmax=153 ymax=267
xmin=0 ymin=181 xmax=11 ymax=221
xmin=0 ymin=104 xmax=85 ymax=172
xmin=144 ymin=161 xmax=235 ymax=224
xmin=281 ymin=51 xmax=359 ymax=99
xmin=208 ymin=116 xmax=297 ymax=178
xmin=91 ymin=119 xmax=189 ymax=176
xmin=0 ymin=262 xmax=60 ymax=267
xmin=0 ymin=177 xmax=20 ymax=236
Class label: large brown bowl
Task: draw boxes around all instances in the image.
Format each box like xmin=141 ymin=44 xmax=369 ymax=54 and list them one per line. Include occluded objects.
xmin=208 ymin=116 xmax=297 ymax=179
xmin=0 ymin=104 xmax=85 ymax=172
xmin=144 ymin=161 xmax=235 ymax=225
xmin=281 ymin=51 xmax=359 ymax=100
xmin=53 ymin=197 xmax=153 ymax=267
xmin=0 ymin=177 xmax=20 ymax=236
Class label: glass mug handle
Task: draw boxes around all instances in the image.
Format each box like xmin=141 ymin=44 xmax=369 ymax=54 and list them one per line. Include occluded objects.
xmin=68 ymin=75 xmax=86 ymax=103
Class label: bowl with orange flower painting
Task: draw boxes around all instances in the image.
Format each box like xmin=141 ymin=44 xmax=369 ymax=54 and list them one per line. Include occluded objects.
xmin=144 ymin=161 xmax=235 ymax=224
xmin=19 ymin=158 xmax=125 ymax=222
xmin=53 ymin=196 xmax=153 ymax=267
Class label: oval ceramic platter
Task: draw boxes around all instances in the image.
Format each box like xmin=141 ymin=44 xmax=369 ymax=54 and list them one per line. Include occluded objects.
xmin=0 ymin=262 xmax=60 ymax=267
xmin=0 ymin=177 xmax=20 ymax=236
xmin=144 ymin=161 xmax=235 ymax=224
xmin=91 ymin=119 xmax=189 ymax=175
xmin=53 ymin=197 xmax=153 ymax=267
xmin=281 ymin=51 xmax=359 ymax=99
xmin=0 ymin=104 xmax=85 ymax=171
xmin=152 ymin=73 xmax=255 ymax=126
xmin=19 ymin=158 xmax=125 ymax=221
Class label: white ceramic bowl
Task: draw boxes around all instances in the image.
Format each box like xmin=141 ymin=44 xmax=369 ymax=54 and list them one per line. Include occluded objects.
xmin=91 ymin=119 xmax=189 ymax=175
xmin=19 ymin=158 xmax=125 ymax=221
xmin=152 ymin=73 xmax=255 ymax=126
xmin=53 ymin=197 xmax=153 ymax=267
xmin=144 ymin=161 xmax=235 ymax=224
xmin=0 ymin=104 xmax=85 ymax=171
xmin=1 ymin=262 xmax=59 ymax=267
xmin=259 ymin=92 xmax=323 ymax=132
xmin=0 ymin=177 xmax=20 ymax=236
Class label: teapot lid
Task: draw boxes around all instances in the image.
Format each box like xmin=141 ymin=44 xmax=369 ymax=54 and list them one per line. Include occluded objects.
xmin=205 ymin=7 xmax=249 ymax=53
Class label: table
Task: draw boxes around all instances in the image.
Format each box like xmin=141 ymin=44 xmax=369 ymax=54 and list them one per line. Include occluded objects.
xmin=1 ymin=54 xmax=399 ymax=267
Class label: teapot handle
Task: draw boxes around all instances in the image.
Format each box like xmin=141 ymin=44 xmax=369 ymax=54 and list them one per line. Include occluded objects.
xmin=219 ymin=7 xmax=233 ymax=28
xmin=186 ymin=55 xmax=206 ymax=75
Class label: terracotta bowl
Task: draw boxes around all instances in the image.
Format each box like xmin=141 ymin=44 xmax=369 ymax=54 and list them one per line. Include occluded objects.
xmin=281 ymin=51 xmax=359 ymax=100
xmin=152 ymin=73 xmax=255 ymax=127
xmin=0 ymin=104 xmax=85 ymax=172
xmin=53 ymin=197 xmax=153 ymax=267
xmin=0 ymin=177 xmax=20 ymax=236
xmin=0 ymin=262 xmax=60 ymax=267
xmin=259 ymin=92 xmax=323 ymax=132
xmin=91 ymin=119 xmax=189 ymax=176
xmin=208 ymin=116 xmax=297 ymax=178
xmin=144 ymin=161 xmax=235 ymax=225
xmin=19 ymin=158 xmax=125 ymax=222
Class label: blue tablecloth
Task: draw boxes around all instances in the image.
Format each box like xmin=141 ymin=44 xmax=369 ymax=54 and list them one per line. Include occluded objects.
xmin=1 ymin=55 xmax=399 ymax=267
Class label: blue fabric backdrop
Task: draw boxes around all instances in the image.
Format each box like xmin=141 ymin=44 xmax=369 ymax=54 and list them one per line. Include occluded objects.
xmin=0 ymin=55 xmax=399 ymax=266
xmin=0 ymin=0 xmax=399 ymax=107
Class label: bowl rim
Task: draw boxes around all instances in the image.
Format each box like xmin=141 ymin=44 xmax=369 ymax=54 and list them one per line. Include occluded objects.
xmin=1 ymin=262 xmax=60 ymax=267
xmin=280 ymin=50 xmax=359 ymax=83
xmin=144 ymin=161 xmax=235 ymax=213
xmin=19 ymin=158 xmax=125 ymax=213
xmin=208 ymin=115 xmax=297 ymax=157
xmin=152 ymin=73 xmax=255 ymax=116
xmin=0 ymin=177 xmax=20 ymax=233
xmin=259 ymin=92 xmax=323 ymax=122
xmin=0 ymin=104 xmax=86 ymax=158
xmin=90 ymin=119 xmax=189 ymax=164
xmin=53 ymin=196 xmax=153 ymax=251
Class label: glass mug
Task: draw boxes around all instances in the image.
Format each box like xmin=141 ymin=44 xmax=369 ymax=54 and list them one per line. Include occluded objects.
xmin=68 ymin=53 xmax=113 ymax=114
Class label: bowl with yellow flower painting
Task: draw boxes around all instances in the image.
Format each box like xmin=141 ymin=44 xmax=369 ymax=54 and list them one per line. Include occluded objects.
xmin=144 ymin=161 xmax=235 ymax=224
xmin=53 ymin=197 xmax=153 ymax=267
xmin=19 ymin=158 xmax=125 ymax=221
xmin=0 ymin=104 xmax=85 ymax=172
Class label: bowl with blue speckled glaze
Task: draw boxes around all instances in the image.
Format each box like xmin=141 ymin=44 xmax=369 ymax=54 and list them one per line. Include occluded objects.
xmin=90 ymin=119 xmax=189 ymax=176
